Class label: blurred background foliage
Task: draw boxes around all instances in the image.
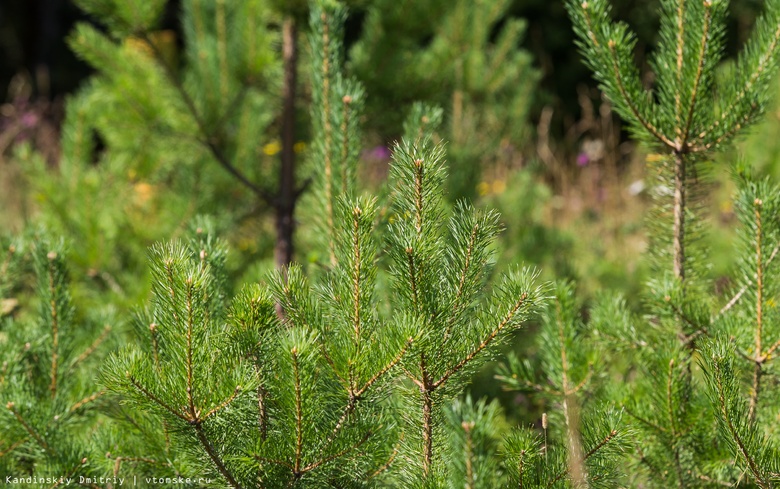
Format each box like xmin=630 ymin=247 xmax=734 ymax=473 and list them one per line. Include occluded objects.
xmin=1 ymin=0 xmax=778 ymax=423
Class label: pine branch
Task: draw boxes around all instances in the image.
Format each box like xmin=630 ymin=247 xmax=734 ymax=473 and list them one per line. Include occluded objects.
xmin=672 ymin=153 xmax=687 ymax=281
xmin=666 ymin=358 xmax=686 ymax=489
xmin=719 ymin=240 xmax=780 ymax=316
xmin=253 ymin=455 xmax=294 ymax=471
xmin=355 ymin=338 xmax=412 ymax=398
xmin=48 ymin=253 xmax=60 ymax=398
xmin=302 ymin=431 xmax=372 ymax=472
xmin=406 ymin=248 xmax=421 ymax=312
xmin=421 ymin=352 xmax=434 ymax=476
xmin=545 ymin=429 xmax=619 ymax=488
xmin=6 ymin=402 xmax=51 ymax=452
xmin=433 ymin=293 xmax=528 ymax=389
xmin=138 ymin=32 xmax=275 ymax=206
xmin=624 ymin=407 xmax=667 ymax=434
xmin=340 ymin=94 xmax=354 ymax=192
xmin=603 ymin=40 xmax=676 ymax=150
xmin=681 ymin=2 xmax=712 ymax=145
xmin=367 ymin=435 xmax=402 ymax=479
xmin=292 ymin=346 xmax=303 ymax=475
xmin=50 ymin=458 xmax=87 ymax=489
xmin=673 ymin=0 xmax=686 ymax=133
xmin=351 ymin=207 xmax=363 ymax=389
xmin=0 ymin=437 xmax=27 ymax=458
xmin=150 ymin=323 xmax=161 ymax=371
xmin=444 ymin=219 xmax=481 ymax=339
xmin=749 ymin=199 xmax=765 ymax=424
xmin=69 ymin=324 xmax=112 ymax=372
xmin=69 ymin=390 xmax=106 ymax=414
xmin=127 ymin=375 xmax=189 ymax=422
xmin=185 ymin=278 xmax=197 ymax=420
xmin=713 ymin=361 xmax=770 ymax=489
xmin=701 ymin=22 xmax=780 ymax=143
xmin=202 ymin=385 xmax=242 ymax=421
xmin=194 ymin=422 xmax=243 ymax=489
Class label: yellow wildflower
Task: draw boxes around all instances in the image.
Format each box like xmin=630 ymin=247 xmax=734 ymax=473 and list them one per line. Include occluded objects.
xmin=263 ymin=140 xmax=282 ymax=156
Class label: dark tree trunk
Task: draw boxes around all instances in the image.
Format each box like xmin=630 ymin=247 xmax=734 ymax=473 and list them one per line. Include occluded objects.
xmin=275 ymin=16 xmax=299 ymax=275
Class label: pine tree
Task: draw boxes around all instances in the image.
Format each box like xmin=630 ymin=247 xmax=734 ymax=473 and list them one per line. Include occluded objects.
xmin=63 ymin=0 xmax=293 ymax=271
xmin=496 ymin=282 xmax=630 ymax=488
xmin=93 ymin=5 xmax=548 ymax=487
xmin=351 ymin=0 xmax=538 ymax=202
xmin=553 ymin=0 xmax=780 ymax=486
xmin=0 ymin=235 xmax=116 ymax=481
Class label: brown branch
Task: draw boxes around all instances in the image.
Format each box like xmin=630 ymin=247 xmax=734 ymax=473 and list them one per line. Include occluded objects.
xmin=406 ymin=247 xmax=420 ymax=312
xmin=433 ymin=293 xmax=528 ymax=389
xmin=761 ymin=337 xmax=780 ymax=361
xmin=355 ymin=337 xmax=413 ymax=398
xmin=275 ymin=16 xmax=300 ymax=272
xmin=569 ymin=365 xmax=594 ymax=395
xmin=667 ymin=359 xmax=679 ymax=438
xmin=139 ymin=32 xmax=274 ymax=206
xmin=606 ymin=41 xmax=677 ymax=149
xmin=673 ymin=0 xmax=687 ymax=134
xmin=624 ymin=407 xmax=667 ymax=434
xmin=202 ymin=386 xmax=243 ymax=421
xmin=750 ymin=200 xmax=764 ymax=424
xmin=350 ymin=207 xmax=363 ymax=391
xmin=150 ymin=323 xmax=161 ymax=372
xmin=421 ymin=388 xmax=433 ymax=475
xmin=368 ymin=434 xmax=402 ymax=479
xmin=749 ymin=361 xmax=762 ymax=425
xmin=681 ymin=2 xmax=712 ymax=146
xmin=546 ymin=430 xmax=619 ymax=488
xmin=672 ymin=152 xmax=687 ymax=282
xmin=699 ymin=21 xmax=780 ymax=144
xmin=719 ymin=240 xmax=780 ymax=316
xmin=714 ymin=362 xmax=770 ymax=488
xmin=413 ymin=158 xmax=425 ymax=234
xmin=258 ymin=383 xmax=268 ymax=441
xmin=444 ymin=220 xmax=480 ymax=339
xmin=6 ymin=402 xmax=51 ymax=452
xmin=70 ymin=325 xmax=112 ymax=372
xmin=404 ymin=367 xmax=424 ymax=389
xmin=292 ymin=347 xmax=303 ymax=474
xmin=667 ymin=359 xmax=686 ymax=489
xmin=128 ymin=376 xmax=189 ymax=422
xmin=323 ymin=399 xmax=357 ymax=452
xmin=48 ymin=254 xmax=59 ymax=398
xmin=107 ymin=453 xmax=166 ymax=478
xmin=0 ymin=437 xmax=27 ymax=457
xmin=185 ymin=279 xmax=197 ymax=420
xmin=50 ymin=458 xmax=87 ymax=488
xmin=340 ymin=95 xmax=353 ymax=189
xmin=253 ymin=454 xmax=295 ymax=471
xmin=69 ymin=391 xmax=106 ymax=413
xmin=194 ymin=422 xmax=243 ymax=489
xmin=302 ymin=431 xmax=372 ymax=472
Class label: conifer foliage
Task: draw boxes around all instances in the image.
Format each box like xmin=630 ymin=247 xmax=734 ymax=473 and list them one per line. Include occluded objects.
xmin=1 ymin=236 xmax=115 ymax=480
xmin=91 ymin=5 xmax=548 ymax=486
xmin=7 ymin=0 xmax=780 ymax=487
xmin=548 ymin=0 xmax=780 ymax=487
